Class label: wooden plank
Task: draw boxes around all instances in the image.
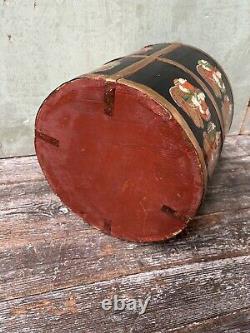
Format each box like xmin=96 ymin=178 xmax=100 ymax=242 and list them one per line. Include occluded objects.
xmin=0 ymin=206 xmax=249 ymax=303
xmin=0 ymin=135 xmax=249 ymax=331
xmin=0 ymin=136 xmax=249 ymax=303
xmin=168 ymin=308 xmax=250 ymax=333
xmin=0 ymin=256 xmax=249 ymax=332
xmin=0 ymin=156 xmax=43 ymax=185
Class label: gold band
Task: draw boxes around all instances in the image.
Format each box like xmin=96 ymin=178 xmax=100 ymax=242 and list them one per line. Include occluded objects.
xmin=109 ymin=43 xmax=181 ymax=80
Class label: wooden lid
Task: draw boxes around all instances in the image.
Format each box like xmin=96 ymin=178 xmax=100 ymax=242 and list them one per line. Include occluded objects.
xmin=35 ymin=75 xmax=204 ymax=242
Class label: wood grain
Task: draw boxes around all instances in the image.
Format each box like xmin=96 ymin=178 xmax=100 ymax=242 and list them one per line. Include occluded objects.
xmin=0 ymin=256 xmax=249 ymax=333
xmin=0 ymin=135 xmax=249 ymax=332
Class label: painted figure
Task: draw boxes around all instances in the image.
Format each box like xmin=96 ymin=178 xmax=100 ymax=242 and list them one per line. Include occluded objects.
xmin=170 ymin=78 xmax=210 ymax=128
xmin=197 ymin=59 xmax=226 ymax=98
xmin=203 ymin=121 xmax=222 ymax=177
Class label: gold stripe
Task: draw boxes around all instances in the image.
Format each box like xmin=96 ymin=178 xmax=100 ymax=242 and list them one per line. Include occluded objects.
xmin=157 ymin=57 xmax=225 ymax=137
xmin=117 ymin=78 xmax=208 ymax=198
xmin=127 ymin=55 xmax=146 ymax=59
xmin=109 ymin=43 xmax=181 ymax=80
xmin=80 ymin=73 xmax=107 ymax=79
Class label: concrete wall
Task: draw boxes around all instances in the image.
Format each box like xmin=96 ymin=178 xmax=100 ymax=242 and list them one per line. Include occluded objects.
xmin=0 ymin=0 xmax=249 ymax=157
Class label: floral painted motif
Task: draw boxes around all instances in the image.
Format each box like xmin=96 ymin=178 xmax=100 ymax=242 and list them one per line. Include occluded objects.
xmin=203 ymin=121 xmax=222 ymax=177
xmin=170 ymin=78 xmax=210 ymax=128
xmin=196 ymin=60 xmax=233 ymax=133
xmin=196 ymin=60 xmax=226 ymax=98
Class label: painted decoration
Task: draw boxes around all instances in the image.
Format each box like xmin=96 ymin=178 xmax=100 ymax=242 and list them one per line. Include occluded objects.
xmin=169 ymin=78 xmax=210 ymax=128
xmin=196 ymin=60 xmax=226 ymax=98
xmin=35 ymin=43 xmax=234 ymax=242
xmin=196 ymin=59 xmax=233 ymax=133
xmin=203 ymin=121 xmax=221 ymax=177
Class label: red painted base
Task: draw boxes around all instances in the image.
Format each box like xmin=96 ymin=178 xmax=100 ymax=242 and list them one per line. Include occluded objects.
xmin=35 ymin=76 xmax=204 ymax=242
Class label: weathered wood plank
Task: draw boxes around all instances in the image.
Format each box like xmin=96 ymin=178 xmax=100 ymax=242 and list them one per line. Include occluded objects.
xmin=0 ymin=136 xmax=249 ymax=303
xmin=0 ymin=206 xmax=249 ymax=303
xmin=0 ymin=156 xmax=43 ymax=185
xmin=0 ymin=135 xmax=249 ymax=332
xmin=0 ymin=256 xmax=249 ymax=333
xmin=169 ymin=307 xmax=250 ymax=333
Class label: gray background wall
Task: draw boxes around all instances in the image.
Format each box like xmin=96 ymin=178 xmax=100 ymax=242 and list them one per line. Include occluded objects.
xmin=0 ymin=0 xmax=249 ymax=158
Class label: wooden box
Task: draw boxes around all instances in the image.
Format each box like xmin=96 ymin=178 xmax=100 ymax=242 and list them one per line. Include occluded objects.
xmin=35 ymin=43 xmax=233 ymax=242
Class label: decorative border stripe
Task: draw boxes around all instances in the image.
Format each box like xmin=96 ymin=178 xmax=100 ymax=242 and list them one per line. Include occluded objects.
xmin=109 ymin=43 xmax=181 ymax=80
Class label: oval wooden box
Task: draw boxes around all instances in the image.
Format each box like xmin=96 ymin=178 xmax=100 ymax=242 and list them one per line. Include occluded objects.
xmin=35 ymin=43 xmax=234 ymax=242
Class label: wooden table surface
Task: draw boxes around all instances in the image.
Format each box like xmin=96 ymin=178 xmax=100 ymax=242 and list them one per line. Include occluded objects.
xmin=0 ymin=135 xmax=249 ymax=333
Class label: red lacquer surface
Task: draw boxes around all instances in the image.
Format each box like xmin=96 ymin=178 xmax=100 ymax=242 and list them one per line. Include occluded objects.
xmin=35 ymin=76 xmax=204 ymax=242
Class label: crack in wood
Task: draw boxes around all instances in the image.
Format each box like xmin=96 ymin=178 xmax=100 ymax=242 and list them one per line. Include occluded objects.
xmin=35 ymin=130 xmax=59 ymax=147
